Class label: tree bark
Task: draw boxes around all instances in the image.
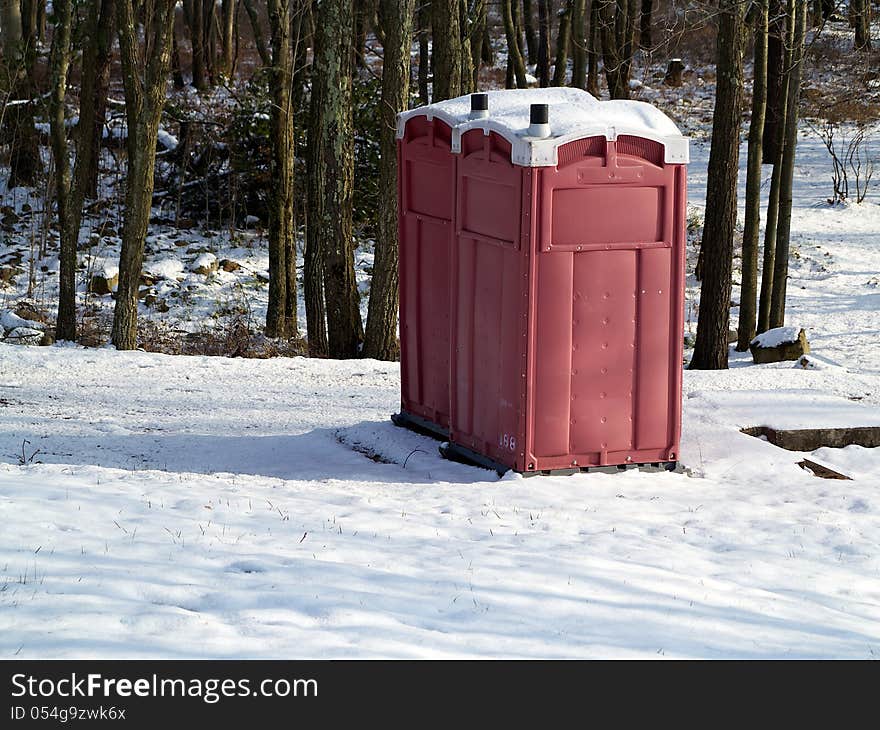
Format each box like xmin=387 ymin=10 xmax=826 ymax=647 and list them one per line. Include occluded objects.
xmin=458 ymin=0 xmax=475 ymax=94
xmin=503 ymin=0 xmax=529 ymax=87
xmin=172 ymin=13 xmax=186 ymax=88
xmin=597 ymin=0 xmax=636 ymax=99
xmin=758 ymin=11 xmax=792 ymax=334
xmin=536 ymin=0 xmax=550 ymax=86
xmin=49 ymin=0 xmax=74 ymax=341
xmin=83 ymin=0 xmax=114 ymax=199
xmin=364 ymin=0 xmax=415 ymax=360
xmin=481 ymin=11 xmax=494 ymax=64
xmin=639 ymin=0 xmax=651 ymax=48
xmin=265 ymin=0 xmax=298 ymax=339
xmin=736 ymin=0 xmax=768 ymax=351
xmin=220 ymin=0 xmax=238 ymax=76
xmin=587 ymin=0 xmax=599 ymax=95
xmin=418 ymin=0 xmax=430 ymax=104
xmin=522 ymin=0 xmax=537 ymax=63
xmin=690 ymin=0 xmax=744 ymax=370
xmin=54 ymin=0 xmax=114 ymax=341
xmin=570 ymin=0 xmax=587 ymax=88
xmin=189 ymin=0 xmax=207 ymax=89
xmin=769 ymin=0 xmax=806 ymax=329
xmin=432 ymin=0 xmax=463 ymax=99
xmin=203 ymin=0 xmax=219 ymax=83
xmin=1 ymin=0 xmax=42 ymax=188
xmin=473 ymin=0 xmax=490 ymax=88
xmin=762 ymin=0 xmax=785 ymax=163
xmin=111 ymin=0 xmax=177 ymax=350
xmin=552 ymin=0 xmax=573 ymax=86
xmin=308 ymin=0 xmax=362 ymax=358
xmin=851 ymin=0 xmax=871 ymax=50
xmin=243 ymin=0 xmax=272 ymax=66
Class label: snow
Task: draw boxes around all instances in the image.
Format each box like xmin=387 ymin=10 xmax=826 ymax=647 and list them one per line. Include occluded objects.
xmin=688 ymin=390 xmax=880 ymax=431
xmin=156 ymin=129 xmax=179 ymax=151
xmin=0 ymin=337 xmax=878 ymax=658
xmin=191 ymin=253 xmax=217 ymax=272
xmin=412 ymin=88 xmax=682 ymax=139
xmin=751 ymin=326 xmax=803 ymax=348
xmin=398 ymin=88 xmax=688 ymax=166
xmin=1 ymin=311 xmax=43 ymax=333
xmin=144 ymin=257 xmax=185 ymax=281
xmin=95 ymin=261 xmax=119 ymax=280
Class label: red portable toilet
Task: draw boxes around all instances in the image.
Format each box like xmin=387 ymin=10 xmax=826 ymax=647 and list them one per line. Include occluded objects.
xmin=395 ymin=89 xmax=688 ymax=475
xmin=391 ymin=101 xmax=460 ymax=437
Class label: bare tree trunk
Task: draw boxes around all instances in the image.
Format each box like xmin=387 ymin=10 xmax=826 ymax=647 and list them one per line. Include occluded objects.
xmin=459 ymin=0 xmax=475 ymax=93
xmin=461 ymin=0 xmax=485 ymax=91
xmin=473 ymin=0 xmax=490 ymax=87
xmin=552 ymin=0 xmax=572 ymax=85
xmin=172 ymin=14 xmax=186 ymax=88
xmin=418 ymin=0 xmax=430 ymax=104
xmin=769 ymin=0 xmax=806 ymax=329
xmin=432 ymin=0 xmax=462 ymax=99
xmin=758 ymin=15 xmax=792 ymax=334
xmin=49 ymin=0 xmax=74 ymax=341
xmin=503 ymin=0 xmax=528 ymax=87
xmin=308 ymin=0 xmax=362 ymax=357
xmin=762 ymin=0 xmax=785 ymax=163
xmin=597 ymin=0 xmax=635 ymax=99
xmin=536 ymin=0 xmax=550 ymax=86
xmin=690 ymin=0 xmax=744 ymax=370
xmin=84 ymin=0 xmax=114 ymax=199
xmin=35 ymin=0 xmax=45 ymax=40
xmin=301 ymin=1 xmax=327 ymax=357
xmin=220 ymin=0 xmax=237 ymax=76
xmin=522 ymin=0 xmax=537 ymax=63
xmin=851 ymin=0 xmax=871 ymax=50
xmin=587 ymin=0 xmax=599 ymax=94
xmin=352 ymin=0 xmax=374 ymax=69
xmin=364 ymin=0 xmax=415 ymax=360
xmin=55 ymin=0 xmax=114 ymax=340
xmin=1 ymin=0 xmax=42 ymax=188
xmin=482 ymin=20 xmax=494 ymax=63
xmin=266 ymin=0 xmax=297 ymax=339
xmin=189 ymin=0 xmax=208 ymax=89
xmin=570 ymin=0 xmax=586 ymax=88
xmin=112 ymin=0 xmax=177 ymax=350
xmin=639 ymin=0 xmax=651 ymax=48
xmin=242 ymin=0 xmax=272 ymax=66
xmin=736 ymin=0 xmax=768 ymax=351
xmin=203 ymin=0 xmax=219 ymax=83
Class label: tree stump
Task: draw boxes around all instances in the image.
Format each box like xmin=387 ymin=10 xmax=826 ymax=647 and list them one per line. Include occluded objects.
xmin=664 ymin=58 xmax=685 ymax=87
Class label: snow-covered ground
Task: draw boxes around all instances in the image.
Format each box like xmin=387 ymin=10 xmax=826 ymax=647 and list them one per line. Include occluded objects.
xmin=0 ymin=338 xmax=878 ymax=658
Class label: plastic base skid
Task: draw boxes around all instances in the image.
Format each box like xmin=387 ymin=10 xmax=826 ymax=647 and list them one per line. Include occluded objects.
xmin=438 ymin=439 xmax=684 ymax=478
xmin=438 ymin=441 xmax=511 ymax=476
xmin=522 ymin=461 xmax=683 ymax=478
xmin=391 ymin=411 xmax=449 ymax=441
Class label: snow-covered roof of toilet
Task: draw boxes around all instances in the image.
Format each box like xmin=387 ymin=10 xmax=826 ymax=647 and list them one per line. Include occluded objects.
xmin=397 ymin=88 xmax=689 ymax=167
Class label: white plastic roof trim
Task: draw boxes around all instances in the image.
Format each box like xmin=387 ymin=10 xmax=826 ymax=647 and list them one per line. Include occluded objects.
xmin=396 ymin=88 xmax=689 ymax=167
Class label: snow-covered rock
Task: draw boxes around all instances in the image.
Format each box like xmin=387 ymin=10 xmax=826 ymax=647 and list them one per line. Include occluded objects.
xmin=89 ymin=270 xmax=118 ymax=296
xmin=1 ymin=309 xmax=44 ymax=333
xmin=144 ymin=258 xmax=185 ymax=281
xmin=190 ymin=253 xmax=218 ymax=276
xmin=3 ymin=326 xmax=44 ymax=345
xmin=750 ymin=327 xmax=810 ymax=364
